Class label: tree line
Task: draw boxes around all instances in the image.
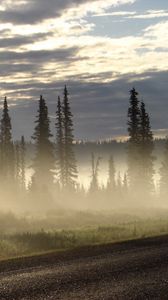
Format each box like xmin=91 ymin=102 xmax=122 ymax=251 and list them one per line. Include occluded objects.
xmin=0 ymin=86 xmax=168 ymax=210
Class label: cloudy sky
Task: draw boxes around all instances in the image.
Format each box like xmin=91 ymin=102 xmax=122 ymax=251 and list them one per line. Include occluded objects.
xmin=0 ymin=0 xmax=168 ymax=140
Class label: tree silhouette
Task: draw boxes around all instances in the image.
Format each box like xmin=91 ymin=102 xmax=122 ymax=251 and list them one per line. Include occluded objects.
xmin=160 ymin=138 xmax=168 ymax=198
xmin=139 ymin=101 xmax=154 ymax=195
xmin=62 ymin=86 xmax=78 ymax=189
xmin=32 ymin=95 xmax=55 ymax=188
xmin=89 ymin=153 xmax=101 ymax=193
xmin=0 ymin=97 xmax=14 ymax=181
xmin=55 ymin=96 xmax=64 ymax=187
xmin=107 ymin=155 xmax=116 ymax=191
xmin=15 ymin=142 xmax=21 ymax=187
xmin=127 ymin=88 xmax=141 ymax=192
xmin=0 ymin=86 xmax=161 ymax=210
xmin=20 ymin=135 xmax=26 ymax=190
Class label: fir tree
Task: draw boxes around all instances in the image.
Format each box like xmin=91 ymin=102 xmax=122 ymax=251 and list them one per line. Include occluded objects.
xmin=20 ymin=135 xmax=26 ymax=190
xmin=89 ymin=153 xmax=101 ymax=193
xmin=0 ymin=97 xmax=14 ymax=180
xmin=15 ymin=142 xmax=21 ymax=186
xmin=55 ymin=96 xmax=64 ymax=187
xmin=62 ymin=86 xmax=78 ymax=189
xmin=139 ymin=101 xmax=154 ymax=195
xmin=160 ymin=138 xmax=168 ymax=198
xmin=127 ymin=88 xmax=141 ymax=191
xmin=14 ymin=137 xmax=26 ymax=191
xmin=107 ymin=155 xmax=116 ymax=190
xmin=128 ymin=88 xmax=140 ymax=144
xmin=32 ymin=95 xmax=55 ymax=188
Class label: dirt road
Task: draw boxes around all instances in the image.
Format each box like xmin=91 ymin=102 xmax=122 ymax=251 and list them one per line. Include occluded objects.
xmin=0 ymin=235 xmax=168 ymax=299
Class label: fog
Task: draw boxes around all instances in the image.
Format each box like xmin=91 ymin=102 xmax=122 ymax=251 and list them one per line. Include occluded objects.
xmin=1 ymin=139 xmax=168 ymax=260
xmin=0 ymin=89 xmax=168 ymax=262
xmin=0 ymin=139 xmax=167 ymax=218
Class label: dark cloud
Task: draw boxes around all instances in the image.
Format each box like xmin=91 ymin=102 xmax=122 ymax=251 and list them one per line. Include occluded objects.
xmin=0 ymin=63 xmax=39 ymax=76
xmin=0 ymin=1 xmax=166 ymax=142
xmin=0 ymin=0 xmax=95 ymax=24
xmin=0 ymin=46 xmax=79 ymax=64
xmin=0 ymin=32 xmax=54 ymax=48
xmin=3 ymin=70 xmax=168 ymax=140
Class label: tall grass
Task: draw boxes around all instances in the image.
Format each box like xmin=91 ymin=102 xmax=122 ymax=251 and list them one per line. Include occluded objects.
xmin=1 ymin=217 xmax=168 ymax=260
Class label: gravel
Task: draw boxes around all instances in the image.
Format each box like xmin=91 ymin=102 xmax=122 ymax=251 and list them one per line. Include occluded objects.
xmin=0 ymin=235 xmax=168 ymax=299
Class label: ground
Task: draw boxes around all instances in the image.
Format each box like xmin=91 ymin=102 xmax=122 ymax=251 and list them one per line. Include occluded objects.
xmin=0 ymin=235 xmax=168 ymax=299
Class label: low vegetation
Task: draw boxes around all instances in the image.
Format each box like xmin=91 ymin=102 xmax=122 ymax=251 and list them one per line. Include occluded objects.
xmin=1 ymin=209 xmax=168 ymax=260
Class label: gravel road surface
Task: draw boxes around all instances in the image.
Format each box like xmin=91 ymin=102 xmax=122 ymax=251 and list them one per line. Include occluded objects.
xmin=0 ymin=235 xmax=168 ymax=299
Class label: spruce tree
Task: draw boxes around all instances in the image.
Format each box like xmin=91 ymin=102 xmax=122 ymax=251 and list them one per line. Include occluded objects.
xmin=62 ymin=86 xmax=78 ymax=189
xmin=55 ymin=96 xmax=64 ymax=187
xmin=89 ymin=153 xmax=100 ymax=193
xmin=0 ymin=97 xmax=14 ymax=180
xmin=32 ymin=95 xmax=55 ymax=188
xmin=127 ymin=88 xmax=141 ymax=191
xmin=160 ymin=138 xmax=168 ymax=198
xmin=15 ymin=142 xmax=21 ymax=187
xmin=20 ymin=135 xmax=26 ymax=190
xmin=139 ymin=101 xmax=154 ymax=195
xmin=107 ymin=155 xmax=116 ymax=190
xmin=14 ymin=137 xmax=26 ymax=191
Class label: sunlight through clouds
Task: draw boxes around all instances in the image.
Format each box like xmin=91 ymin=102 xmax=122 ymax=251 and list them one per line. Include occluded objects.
xmin=0 ymin=0 xmax=167 ymax=140
xmin=0 ymin=0 xmax=166 ymax=83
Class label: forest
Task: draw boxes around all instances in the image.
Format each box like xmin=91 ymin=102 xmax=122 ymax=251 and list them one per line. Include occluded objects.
xmin=0 ymin=86 xmax=168 ymax=214
xmin=0 ymin=86 xmax=168 ymax=258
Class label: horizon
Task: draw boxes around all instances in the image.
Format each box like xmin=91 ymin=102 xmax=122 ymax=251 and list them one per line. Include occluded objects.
xmin=0 ymin=0 xmax=167 ymax=140
xmin=1 ymin=2 xmax=168 ymax=299
xmin=1 ymin=88 xmax=168 ymax=142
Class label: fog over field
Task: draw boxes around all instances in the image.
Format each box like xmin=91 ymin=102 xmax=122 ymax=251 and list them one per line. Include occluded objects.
xmin=0 ymin=85 xmax=167 ymax=262
xmin=0 ymin=88 xmax=168 ymax=217
xmin=0 ymin=0 xmax=167 ymax=265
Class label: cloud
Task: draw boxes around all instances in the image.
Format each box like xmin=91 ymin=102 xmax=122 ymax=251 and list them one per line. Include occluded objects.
xmin=92 ymin=11 xmax=136 ymax=17
xmin=0 ymin=0 xmax=87 ymax=24
xmin=0 ymin=47 xmax=79 ymax=63
xmin=0 ymin=63 xmax=38 ymax=77
xmin=0 ymin=32 xmax=54 ymax=48
xmin=6 ymin=70 xmax=168 ymax=140
xmin=0 ymin=0 xmax=135 ymax=24
xmin=0 ymin=19 xmax=167 ymax=97
xmin=0 ymin=0 xmax=167 ymax=140
xmin=128 ymin=10 xmax=168 ymax=19
xmin=93 ymin=9 xmax=168 ymax=19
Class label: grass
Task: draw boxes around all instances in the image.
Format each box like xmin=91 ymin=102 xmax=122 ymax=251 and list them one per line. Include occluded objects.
xmin=1 ymin=217 xmax=168 ymax=260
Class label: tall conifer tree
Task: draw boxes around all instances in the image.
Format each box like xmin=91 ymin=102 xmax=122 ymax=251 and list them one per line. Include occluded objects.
xmin=127 ymin=88 xmax=141 ymax=191
xmin=55 ymin=96 xmax=64 ymax=187
xmin=62 ymin=86 xmax=78 ymax=189
xmin=32 ymin=95 xmax=54 ymax=188
xmin=160 ymin=138 xmax=168 ymax=198
xmin=139 ymin=101 xmax=154 ymax=194
xmin=20 ymin=135 xmax=26 ymax=190
xmin=15 ymin=142 xmax=21 ymax=186
xmin=107 ymin=155 xmax=116 ymax=190
xmin=89 ymin=153 xmax=100 ymax=193
xmin=0 ymin=97 xmax=14 ymax=180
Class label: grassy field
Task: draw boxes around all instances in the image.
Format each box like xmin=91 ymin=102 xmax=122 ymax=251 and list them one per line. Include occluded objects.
xmin=1 ymin=214 xmax=168 ymax=259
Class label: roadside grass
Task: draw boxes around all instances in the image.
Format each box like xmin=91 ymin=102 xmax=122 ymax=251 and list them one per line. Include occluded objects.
xmin=1 ymin=217 xmax=168 ymax=260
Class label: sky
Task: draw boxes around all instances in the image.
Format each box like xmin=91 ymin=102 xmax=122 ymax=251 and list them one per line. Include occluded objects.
xmin=0 ymin=0 xmax=167 ymax=140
